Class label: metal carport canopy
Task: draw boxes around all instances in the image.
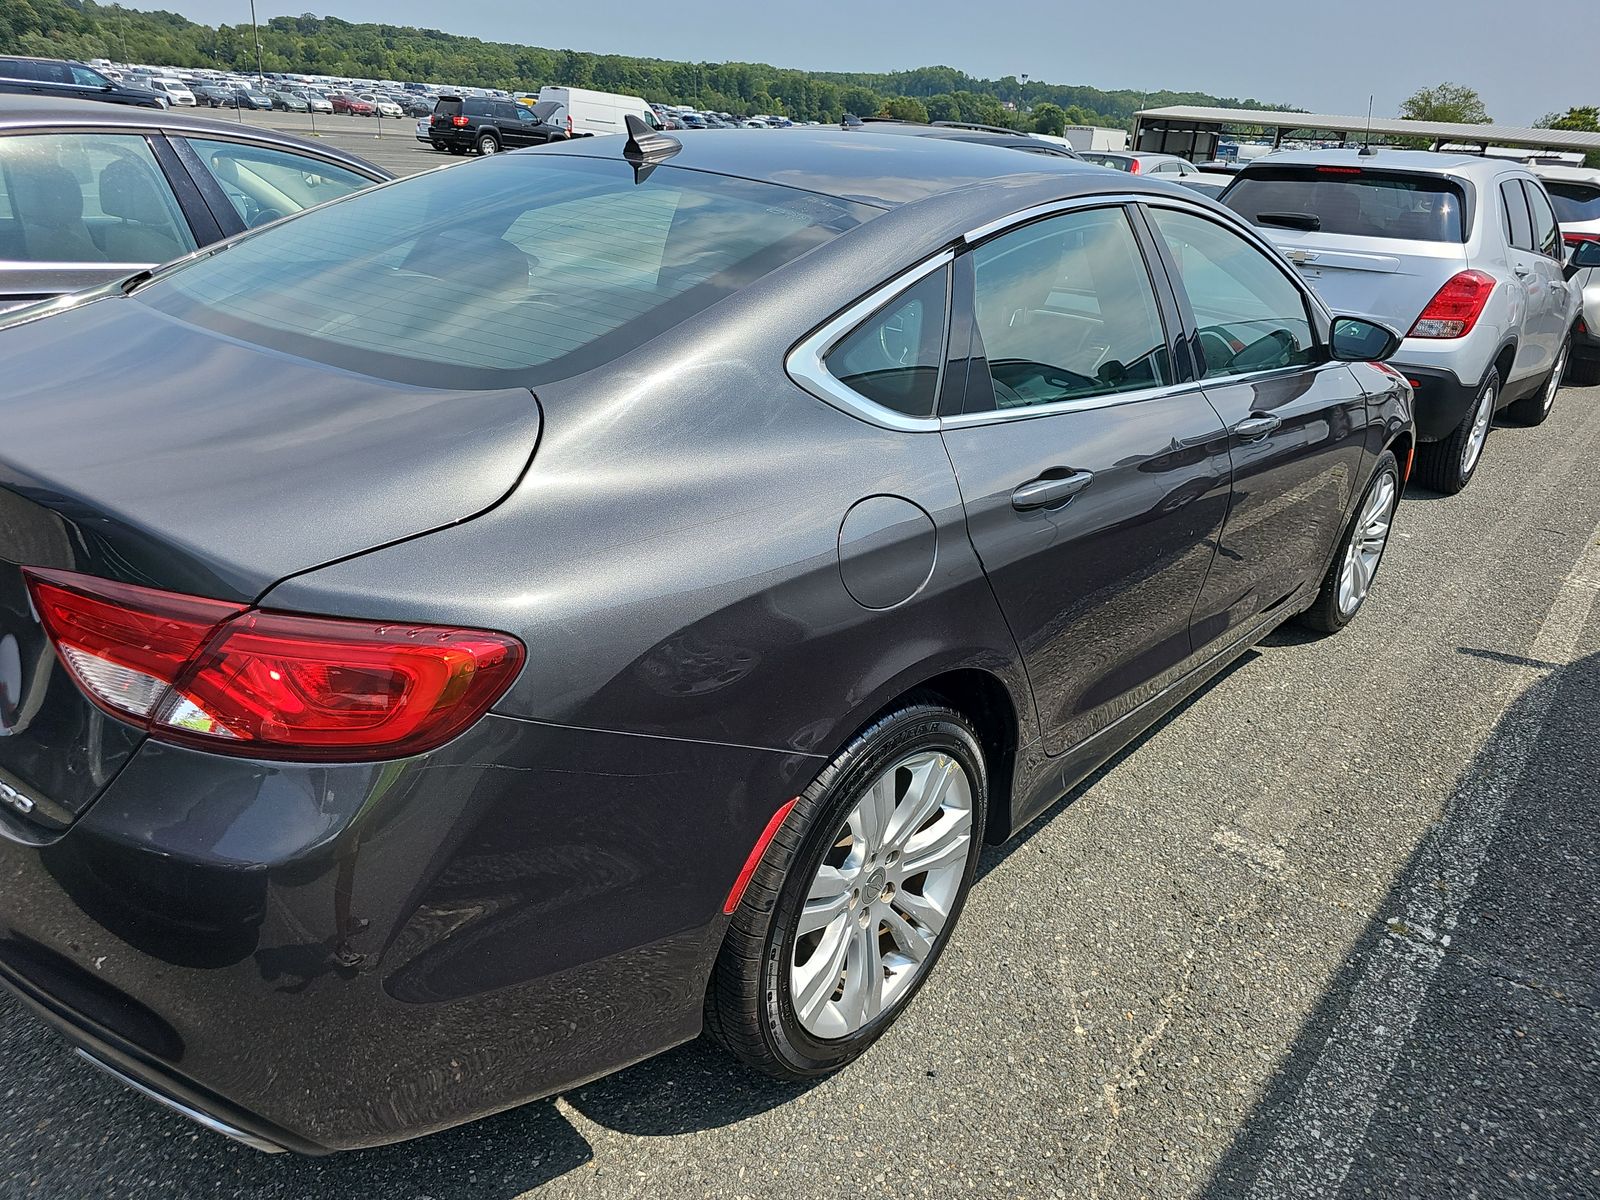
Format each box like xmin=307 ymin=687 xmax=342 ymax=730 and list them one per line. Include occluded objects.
xmin=1133 ymin=106 xmax=1600 ymax=153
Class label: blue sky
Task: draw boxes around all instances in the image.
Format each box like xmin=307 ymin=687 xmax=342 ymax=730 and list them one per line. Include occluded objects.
xmin=173 ymin=0 xmax=1574 ymax=126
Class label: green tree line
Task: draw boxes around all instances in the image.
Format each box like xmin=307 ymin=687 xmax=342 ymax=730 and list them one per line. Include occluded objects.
xmin=1 ymin=0 xmax=1287 ymax=128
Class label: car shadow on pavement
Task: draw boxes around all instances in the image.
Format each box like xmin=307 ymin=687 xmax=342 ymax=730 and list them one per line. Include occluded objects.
xmin=1199 ymin=647 xmax=1600 ymax=1198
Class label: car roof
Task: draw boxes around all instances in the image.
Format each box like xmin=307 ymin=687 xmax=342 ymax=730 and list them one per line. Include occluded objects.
xmin=0 ymin=95 xmax=393 ymax=177
xmin=1243 ymin=146 xmax=1515 ymax=179
xmin=539 ymin=126 xmax=1184 ymax=212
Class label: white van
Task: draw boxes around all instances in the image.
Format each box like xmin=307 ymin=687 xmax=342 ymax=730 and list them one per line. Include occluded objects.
xmin=146 ymin=77 xmax=196 ymax=106
xmin=536 ymin=86 xmax=659 ymax=138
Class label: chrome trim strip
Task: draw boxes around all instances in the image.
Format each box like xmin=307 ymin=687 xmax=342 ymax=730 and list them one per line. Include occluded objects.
xmin=73 ymin=1049 xmax=288 ymax=1154
xmin=940 ymin=379 xmax=1212 ymax=427
xmin=785 ymin=250 xmax=953 ymax=433
xmin=0 ymin=260 xmax=156 ymax=271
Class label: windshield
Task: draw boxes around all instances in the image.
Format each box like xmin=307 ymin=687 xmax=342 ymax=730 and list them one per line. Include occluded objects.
xmin=1224 ymin=167 xmax=1468 ymax=243
xmin=138 ymin=154 xmax=875 ymax=389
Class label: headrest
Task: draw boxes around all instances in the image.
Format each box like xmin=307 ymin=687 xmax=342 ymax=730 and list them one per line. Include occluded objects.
xmin=99 ymin=158 xmax=170 ymax=225
xmin=9 ymin=161 xmax=84 ymax=228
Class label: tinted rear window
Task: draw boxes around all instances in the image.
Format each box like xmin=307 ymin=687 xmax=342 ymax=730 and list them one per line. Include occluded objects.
xmin=139 ymin=155 xmax=874 ymax=389
xmin=1082 ymin=153 xmax=1132 ymax=171
xmin=1547 ymin=181 xmax=1600 ymax=224
xmin=432 ymin=97 xmax=462 ymax=116
xmin=1224 ymin=167 xmax=1467 ymax=242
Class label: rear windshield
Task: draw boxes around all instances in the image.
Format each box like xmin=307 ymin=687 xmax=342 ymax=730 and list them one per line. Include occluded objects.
xmin=1224 ymin=167 xmax=1468 ymax=243
xmin=432 ymin=97 xmax=462 ymax=116
xmin=1082 ymin=153 xmax=1132 ymax=171
xmin=1546 ymin=181 xmax=1600 ymax=224
xmin=138 ymin=154 xmax=875 ymax=389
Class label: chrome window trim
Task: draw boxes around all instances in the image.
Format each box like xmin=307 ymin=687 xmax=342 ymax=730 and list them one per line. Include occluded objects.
xmin=784 ymin=249 xmax=953 ymax=433
xmin=0 ymin=260 xmax=157 ymax=271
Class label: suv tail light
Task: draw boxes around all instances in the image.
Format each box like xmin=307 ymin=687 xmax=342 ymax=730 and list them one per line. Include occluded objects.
xmin=1408 ymin=270 xmax=1497 ymax=339
xmin=25 ymin=568 xmax=524 ymax=761
xmin=451 ymin=114 xmax=469 ymax=127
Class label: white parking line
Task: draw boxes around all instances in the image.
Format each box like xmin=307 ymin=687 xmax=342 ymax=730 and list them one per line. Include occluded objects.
xmin=1245 ymin=523 xmax=1600 ymax=1199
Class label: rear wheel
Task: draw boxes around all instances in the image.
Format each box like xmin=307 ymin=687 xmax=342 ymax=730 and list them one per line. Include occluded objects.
xmin=706 ymin=702 xmax=987 ymax=1079
xmin=476 ymin=132 xmax=500 ymax=155
xmin=1414 ymin=367 xmax=1497 ymax=494
xmin=1298 ymin=451 xmax=1399 ymax=633
xmin=1507 ymin=335 xmax=1569 ymax=425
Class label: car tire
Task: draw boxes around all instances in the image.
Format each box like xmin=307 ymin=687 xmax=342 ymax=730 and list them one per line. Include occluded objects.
xmin=1507 ymin=335 xmax=1570 ymax=426
xmin=706 ymin=701 xmax=988 ymax=1080
xmin=1414 ymin=367 xmax=1498 ymax=494
xmin=476 ymin=133 xmax=500 ymax=155
xmin=1297 ymin=450 xmax=1400 ymax=634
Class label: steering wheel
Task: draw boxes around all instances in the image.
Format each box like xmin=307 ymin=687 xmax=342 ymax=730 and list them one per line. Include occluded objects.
xmin=251 ymin=207 xmax=288 ymax=228
xmin=1198 ymin=328 xmax=1238 ymax=372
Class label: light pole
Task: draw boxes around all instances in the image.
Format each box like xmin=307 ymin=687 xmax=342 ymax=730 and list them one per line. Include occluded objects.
xmin=248 ymin=0 xmax=264 ymax=84
xmin=1020 ymin=73 xmax=1029 ymax=112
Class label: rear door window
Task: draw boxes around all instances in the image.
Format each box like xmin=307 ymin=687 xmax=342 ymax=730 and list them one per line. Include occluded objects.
xmin=1522 ymin=181 xmax=1561 ymax=258
xmin=141 ymin=154 xmax=875 ymax=388
xmin=1225 ymin=167 xmax=1467 ymax=242
xmin=1500 ymin=181 xmax=1535 ymax=251
xmin=0 ymin=132 xmax=195 ymax=264
xmin=967 ymin=206 xmax=1171 ymax=410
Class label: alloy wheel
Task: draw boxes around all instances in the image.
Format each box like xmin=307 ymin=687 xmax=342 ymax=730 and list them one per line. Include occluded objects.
xmin=1543 ymin=341 xmax=1570 ymax=415
xmin=1461 ymin=379 xmax=1496 ymax=476
xmin=789 ymin=751 xmax=974 ymax=1040
xmin=1338 ymin=471 xmax=1397 ymax=615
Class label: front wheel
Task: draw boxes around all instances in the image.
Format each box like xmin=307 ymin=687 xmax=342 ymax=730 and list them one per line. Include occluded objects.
xmin=1298 ymin=451 xmax=1400 ymax=634
xmin=1414 ymin=367 xmax=1497 ymax=493
xmin=706 ymin=702 xmax=987 ymax=1078
xmin=1507 ymin=335 xmax=1570 ymax=426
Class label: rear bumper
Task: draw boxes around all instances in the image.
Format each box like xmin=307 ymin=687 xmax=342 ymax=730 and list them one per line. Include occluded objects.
xmin=1389 ymin=364 xmax=1481 ymax=442
xmin=0 ymin=713 xmax=816 ymax=1150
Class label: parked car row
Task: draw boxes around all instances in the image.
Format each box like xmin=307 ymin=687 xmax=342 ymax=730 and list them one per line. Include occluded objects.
xmin=0 ymin=113 xmax=1440 ymax=1156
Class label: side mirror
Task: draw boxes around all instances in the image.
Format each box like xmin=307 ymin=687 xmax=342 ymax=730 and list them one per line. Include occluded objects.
xmin=1565 ymin=239 xmax=1600 ymax=276
xmin=1328 ymin=315 xmax=1402 ymax=363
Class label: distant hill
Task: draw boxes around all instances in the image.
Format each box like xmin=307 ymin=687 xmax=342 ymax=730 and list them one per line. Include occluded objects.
xmin=2 ymin=1 xmax=1289 ymax=129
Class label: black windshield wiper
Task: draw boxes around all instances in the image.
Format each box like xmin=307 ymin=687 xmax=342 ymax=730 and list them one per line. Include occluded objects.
xmin=1256 ymin=211 xmax=1321 ymax=232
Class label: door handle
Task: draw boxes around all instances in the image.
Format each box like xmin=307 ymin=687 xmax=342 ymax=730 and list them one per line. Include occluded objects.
xmin=1011 ymin=470 xmax=1095 ymax=511
xmin=1514 ymin=263 xmax=1533 ymax=278
xmin=1232 ymin=414 xmax=1282 ymax=442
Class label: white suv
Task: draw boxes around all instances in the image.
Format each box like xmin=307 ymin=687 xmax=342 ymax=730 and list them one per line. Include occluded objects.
xmin=1222 ymin=149 xmax=1580 ymax=492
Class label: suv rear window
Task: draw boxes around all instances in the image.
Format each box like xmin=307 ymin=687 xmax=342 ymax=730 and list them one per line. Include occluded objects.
xmin=139 ymin=155 xmax=875 ymax=389
xmin=432 ymin=97 xmax=462 ymax=117
xmin=1224 ymin=167 xmax=1468 ymax=243
xmin=1546 ymin=180 xmax=1600 ymax=224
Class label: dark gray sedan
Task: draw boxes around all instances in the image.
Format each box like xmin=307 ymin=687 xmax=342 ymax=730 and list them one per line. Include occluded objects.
xmin=0 ymin=125 xmax=1412 ymax=1153
xmin=0 ymin=96 xmax=390 ymax=311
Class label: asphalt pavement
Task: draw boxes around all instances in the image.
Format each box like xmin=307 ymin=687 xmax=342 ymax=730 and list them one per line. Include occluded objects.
xmin=0 ymin=128 xmax=1596 ymax=1196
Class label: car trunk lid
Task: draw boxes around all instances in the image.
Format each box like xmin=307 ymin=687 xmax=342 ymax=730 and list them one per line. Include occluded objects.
xmin=0 ymin=294 xmax=541 ymax=830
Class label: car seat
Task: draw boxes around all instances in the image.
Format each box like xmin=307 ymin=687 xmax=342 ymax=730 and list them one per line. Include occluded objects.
xmin=9 ymin=160 xmax=105 ymax=262
xmin=98 ymin=158 xmax=187 ymax=263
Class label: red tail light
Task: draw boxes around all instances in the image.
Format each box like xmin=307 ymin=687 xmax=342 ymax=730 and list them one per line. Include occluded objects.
xmin=566 ymin=114 xmax=573 ymax=134
xmin=1565 ymin=231 xmax=1600 ymax=248
xmin=25 ymin=568 xmax=524 ymax=761
xmin=1127 ymin=159 xmax=1140 ymax=174
xmin=1408 ymin=270 xmax=1496 ymax=339
xmin=1316 ymin=165 xmax=1363 ymax=174
xmin=451 ymin=114 xmax=469 ymax=127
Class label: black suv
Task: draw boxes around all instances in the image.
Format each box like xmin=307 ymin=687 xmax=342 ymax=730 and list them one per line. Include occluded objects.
xmin=429 ymin=96 xmax=566 ymax=156
xmin=0 ymin=56 xmax=164 ymax=109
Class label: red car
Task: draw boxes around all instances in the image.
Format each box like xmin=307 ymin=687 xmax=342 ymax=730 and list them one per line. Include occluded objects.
xmin=330 ymin=93 xmax=375 ymax=116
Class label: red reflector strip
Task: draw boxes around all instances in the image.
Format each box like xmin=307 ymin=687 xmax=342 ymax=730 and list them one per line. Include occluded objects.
xmin=723 ymin=798 xmax=798 ymax=915
xmin=1399 ymin=444 xmax=1414 ymax=485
